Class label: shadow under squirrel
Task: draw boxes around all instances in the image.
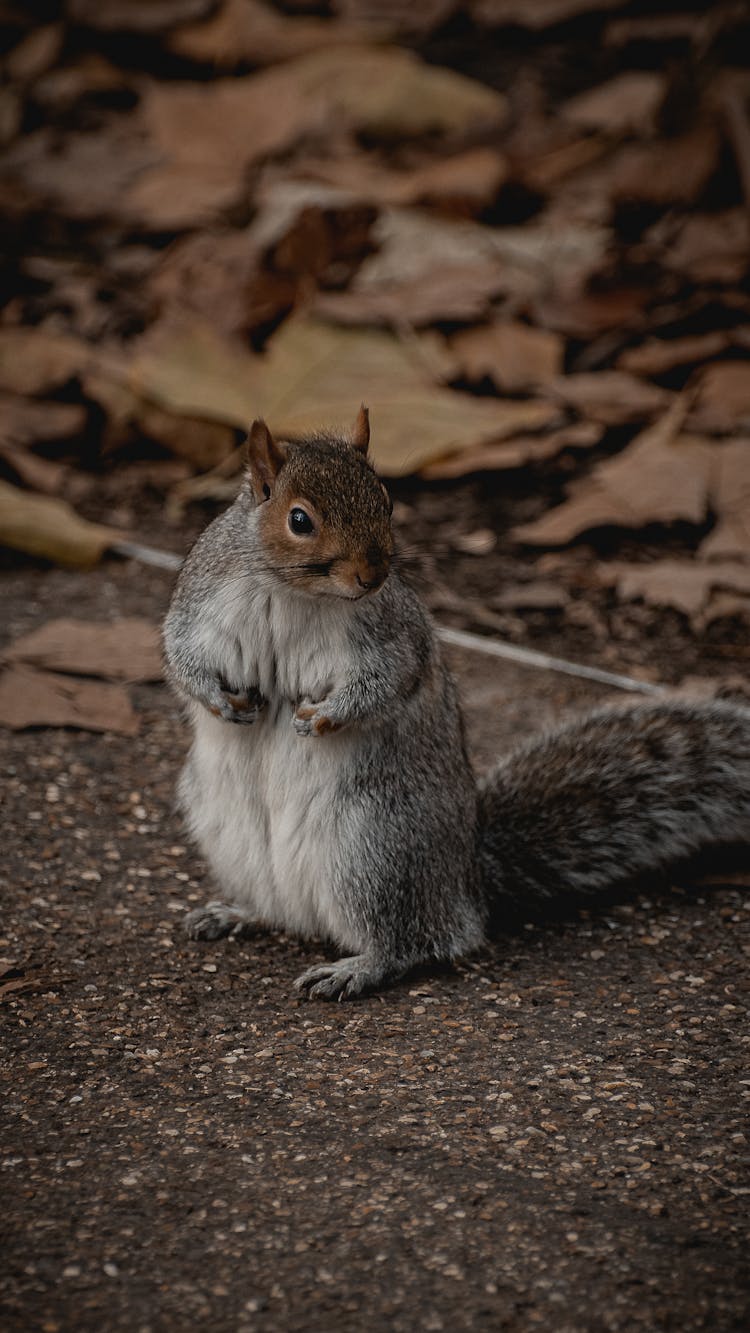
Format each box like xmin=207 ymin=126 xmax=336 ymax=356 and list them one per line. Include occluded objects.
xmin=163 ymin=409 xmax=750 ymax=1000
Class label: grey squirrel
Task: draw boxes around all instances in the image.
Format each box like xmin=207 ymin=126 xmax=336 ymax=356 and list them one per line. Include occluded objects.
xmin=163 ymin=408 xmax=750 ymax=1000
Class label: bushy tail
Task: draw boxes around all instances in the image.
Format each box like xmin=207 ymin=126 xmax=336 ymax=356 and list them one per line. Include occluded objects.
xmin=477 ymin=699 xmax=750 ymax=924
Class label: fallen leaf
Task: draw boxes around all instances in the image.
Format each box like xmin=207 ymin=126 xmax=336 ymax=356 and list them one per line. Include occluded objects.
xmin=543 ymin=371 xmax=673 ymax=425
xmin=471 ymin=0 xmax=623 ymax=28
xmin=494 ymin=580 xmax=569 ymax=610
xmin=2 ymin=119 xmax=160 ymax=223
xmin=697 ymin=591 xmax=750 ymax=629
xmin=0 ymin=327 xmax=92 ymax=395
xmin=315 ymin=207 xmax=607 ymax=323
xmin=6 ymin=24 xmax=63 ymax=82
xmin=0 ymin=663 xmax=138 ymax=734
xmin=33 ymin=54 xmax=128 ymax=114
xmin=0 ymin=394 xmax=86 ymax=443
xmin=297 ymin=146 xmax=508 ymax=214
xmin=122 ymin=314 xmax=559 ymax=476
xmin=453 ymin=529 xmax=497 ymax=555
xmin=124 ymin=47 xmax=507 ymax=227
xmin=652 ymin=210 xmax=749 ymax=284
xmin=533 ymin=287 xmax=648 ymax=339
xmin=169 ymin=0 xmax=370 ymax=66
xmin=514 ymin=400 xmax=712 ymax=546
xmin=609 ymin=125 xmax=720 ymax=206
xmin=521 ymin=133 xmax=609 ymax=192
xmin=562 ymin=72 xmax=665 ymax=136
xmin=334 ymin=0 xmax=453 ymax=35
xmin=358 ymin=207 xmax=606 ymax=297
xmin=618 ymin=332 xmax=730 ymax=376
xmin=450 ymin=320 xmax=563 ymax=391
xmin=0 ymin=439 xmax=88 ymax=499
xmin=314 ymin=264 xmax=511 ymax=326
xmin=420 ymin=422 xmax=602 ymax=479
xmin=83 ymin=370 xmax=236 ymax=470
xmin=700 ymin=439 xmax=750 ymax=562
xmin=6 ymin=618 xmax=163 ymax=683
xmin=67 ymin=0 xmax=213 ymax=30
xmin=601 ymin=559 xmax=750 ymax=619
xmin=690 ymin=363 xmax=750 ymax=433
xmin=0 ymin=479 xmax=125 ymax=568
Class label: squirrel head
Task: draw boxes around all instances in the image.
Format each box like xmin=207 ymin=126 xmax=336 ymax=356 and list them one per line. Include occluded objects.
xmin=245 ymin=406 xmax=394 ymax=600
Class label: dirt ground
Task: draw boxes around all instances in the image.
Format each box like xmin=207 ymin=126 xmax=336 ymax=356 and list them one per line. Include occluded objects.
xmin=1 ymin=506 xmax=749 ymax=1333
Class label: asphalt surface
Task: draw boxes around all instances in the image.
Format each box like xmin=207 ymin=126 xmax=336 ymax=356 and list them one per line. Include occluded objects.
xmin=1 ymin=559 xmax=749 ymax=1333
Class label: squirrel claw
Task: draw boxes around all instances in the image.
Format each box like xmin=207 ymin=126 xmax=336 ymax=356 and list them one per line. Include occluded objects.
xmin=293 ymin=701 xmax=343 ymax=737
xmin=211 ymin=685 xmax=266 ymax=725
xmin=294 ymin=955 xmax=377 ymax=1000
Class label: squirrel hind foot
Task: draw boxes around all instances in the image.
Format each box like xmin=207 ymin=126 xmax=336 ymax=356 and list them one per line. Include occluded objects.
xmin=294 ymin=954 xmax=386 ymax=1002
xmin=184 ymin=901 xmax=256 ymax=941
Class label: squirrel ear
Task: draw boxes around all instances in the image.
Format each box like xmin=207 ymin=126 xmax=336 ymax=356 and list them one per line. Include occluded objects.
xmin=246 ymin=418 xmax=285 ymax=501
xmin=350 ymin=403 xmax=370 ymax=454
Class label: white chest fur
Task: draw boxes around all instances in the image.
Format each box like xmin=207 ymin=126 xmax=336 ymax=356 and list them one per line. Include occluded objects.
xmin=180 ymin=579 xmax=364 ymax=950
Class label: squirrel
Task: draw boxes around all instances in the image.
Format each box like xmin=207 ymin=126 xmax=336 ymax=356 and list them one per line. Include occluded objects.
xmin=163 ymin=407 xmax=750 ymax=1001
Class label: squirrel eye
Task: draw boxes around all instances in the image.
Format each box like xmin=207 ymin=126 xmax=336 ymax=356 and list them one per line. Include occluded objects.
xmin=288 ymin=506 xmax=314 ymax=536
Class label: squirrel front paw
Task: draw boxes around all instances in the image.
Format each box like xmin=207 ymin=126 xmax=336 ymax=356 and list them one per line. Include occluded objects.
xmin=293 ymin=698 xmax=344 ymax=737
xmin=208 ymin=683 xmax=266 ymax=725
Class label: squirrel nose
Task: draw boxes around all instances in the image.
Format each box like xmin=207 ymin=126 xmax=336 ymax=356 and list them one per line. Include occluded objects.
xmin=356 ymin=572 xmax=381 ymax=591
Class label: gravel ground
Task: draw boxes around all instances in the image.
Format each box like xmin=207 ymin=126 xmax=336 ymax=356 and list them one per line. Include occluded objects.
xmin=1 ymin=556 xmax=749 ymax=1333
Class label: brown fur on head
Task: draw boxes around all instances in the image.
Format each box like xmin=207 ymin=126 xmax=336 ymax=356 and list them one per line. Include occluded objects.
xmin=245 ymin=409 xmax=393 ymax=600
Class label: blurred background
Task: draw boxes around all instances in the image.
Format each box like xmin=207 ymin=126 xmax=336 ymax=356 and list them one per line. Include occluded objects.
xmin=1 ymin=0 xmax=749 ymax=708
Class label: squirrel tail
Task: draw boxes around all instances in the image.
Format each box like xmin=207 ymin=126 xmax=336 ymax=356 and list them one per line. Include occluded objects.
xmin=477 ymin=699 xmax=750 ymax=926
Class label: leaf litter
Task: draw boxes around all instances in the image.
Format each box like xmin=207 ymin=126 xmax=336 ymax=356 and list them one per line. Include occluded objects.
xmin=1 ymin=0 xmax=750 ymax=670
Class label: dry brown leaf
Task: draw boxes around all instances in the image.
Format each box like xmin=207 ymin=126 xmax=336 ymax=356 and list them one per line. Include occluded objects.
xmin=602 ymin=559 xmax=750 ymax=619
xmin=0 ymin=439 xmax=89 ymax=500
xmin=618 ymin=332 xmax=730 ymax=377
xmin=494 ymin=581 xmax=569 ymax=610
xmin=68 ymin=0 xmax=212 ymax=30
xmin=543 ymin=371 xmax=672 ymax=425
xmin=609 ymin=125 xmax=720 ymax=206
xmin=533 ymin=287 xmax=647 ymax=339
xmin=514 ymin=400 xmax=712 ymax=546
xmin=83 ymin=370 xmax=236 ymax=470
xmin=521 ymin=134 xmax=609 ymax=192
xmin=690 ymin=363 xmax=750 ymax=434
xmin=358 ymin=208 xmax=606 ymax=298
xmin=450 ymin=321 xmax=563 ymax=391
xmin=170 ymin=0 xmax=370 ymax=66
xmin=315 ymin=207 xmax=607 ymax=325
xmin=0 ymin=394 xmax=86 ymax=444
xmin=0 ymin=479 xmax=125 ymax=568
xmin=33 ymin=54 xmax=129 ymax=114
xmin=652 ymin=210 xmax=749 ymax=284
xmin=2 ymin=119 xmax=159 ymax=222
xmin=0 ymin=327 xmax=92 ymax=395
xmin=697 ymin=592 xmax=750 ymax=629
xmin=420 ymin=422 xmax=602 ymax=479
xmin=149 ymin=230 xmax=288 ymax=339
xmin=297 ymin=147 xmax=508 ymax=214
xmin=6 ymin=618 xmax=163 ymax=682
xmin=562 ymin=72 xmax=665 ymax=136
xmin=6 ymin=24 xmax=63 ymax=82
xmin=124 ymin=48 xmax=506 ymax=228
xmin=121 ymin=314 xmax=559 ymax=476
xmin=471 ymin=0 xmax=622 ymax=28
xmin=0 ymin=663 xmax=138 ymax=734
xmin=314 ymin=264 xmax=511 ymax=326
xmin=333 ymin=0 xmax=453 ymax=35
xmin=700 ymin=439 xmax=750 ymax=562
